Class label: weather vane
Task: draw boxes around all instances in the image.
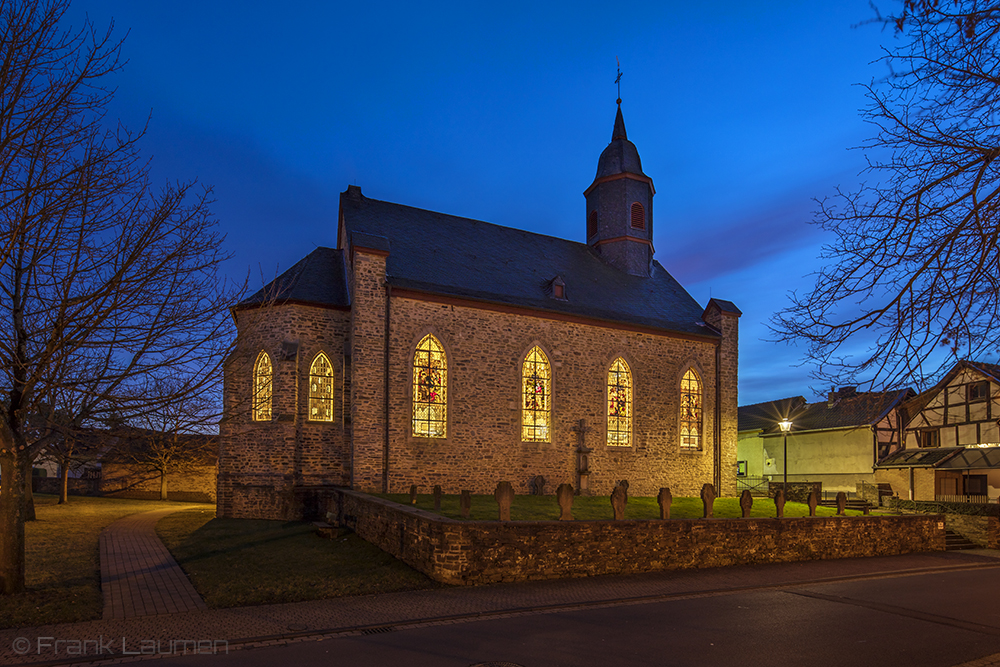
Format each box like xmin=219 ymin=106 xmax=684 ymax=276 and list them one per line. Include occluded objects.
xmin=615 ymin=57 xmax=623 ymax=105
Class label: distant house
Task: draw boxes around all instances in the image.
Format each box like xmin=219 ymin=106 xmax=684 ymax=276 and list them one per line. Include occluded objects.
xmin=738 ymin=387 xmax=912 ymax=494
xmin=875 ymin=361 xmax=1000 ymax=502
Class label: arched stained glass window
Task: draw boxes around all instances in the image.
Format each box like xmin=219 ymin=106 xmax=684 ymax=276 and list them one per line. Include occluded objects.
xmin=252 ymin=351 xmax=272 ymax=422
xmin=607 ymin=357 xmax=632 ymax=446
xmin=309 ymin=352 xmax=335 ymax=422
xmin=413 ymin=334 xmax=447 ymax=438
xmin=680 ymin=368 xmax=702 ymax=449
xmin=522 ymin=346 xmax=551 ymax=442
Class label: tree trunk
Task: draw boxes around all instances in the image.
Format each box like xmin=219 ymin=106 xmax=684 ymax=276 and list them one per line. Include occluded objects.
xmin=22 ymin=455 xmax=35 ymax=522
xmin=60 ymin=464 xmax=69 ymax=504
xmin=0 ymin=450 xmax=27 ymax=594
xmin=159 ymin=471 xmax=168 ymax=501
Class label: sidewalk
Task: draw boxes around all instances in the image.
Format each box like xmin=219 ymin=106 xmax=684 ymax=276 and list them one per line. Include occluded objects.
xmin=99 ymin=507 xmax=208 ymax=620
xmin=3 ymin=548 xmax=1000 ymax=666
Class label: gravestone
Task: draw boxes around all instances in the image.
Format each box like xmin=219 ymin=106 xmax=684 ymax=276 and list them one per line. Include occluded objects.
xmin=740 ymin=489 xmax=753 ymax=518
xmin=433 ymin=485 xmax=442 ymax=510
xmin=657 ymin=487 xmax=673 ymax=520
xmin=700 ymin=483 xmax=716 ymax=518
xmin=494 ymin=481 xmax=515 ymax=522
xmin=774 ymin=488 xmax=786 ymax=518
xmin=611 ymin=482 xmax=628 ymax=520
xmin=836 ymin=491 xmax=847 ymax=515
xmin=460 ymin=490 xmax=471 ymax=519
xmin=409 ymin=484 xmax=418 ymax=505
xmin=807 ymin=490 xmax=818 ymax=516
xmin=556 ymin=483 xmax=574 ymax=520
xmin=531 ymin=475 xmax=546 ymax=496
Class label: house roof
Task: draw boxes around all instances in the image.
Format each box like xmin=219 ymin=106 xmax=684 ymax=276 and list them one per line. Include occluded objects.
xmin=240 ymin=247 xmax=350 ymax=309
xmin=337 ymin=190 xmax=720 ymax=338
xmin=937 ymin=447 xmax=1000 ymax=469
xmin=738 ymin=396 xmax=806 ymax=432
xmin=875 ymin=447 xmax=963 ymax=468
xmin=739 ymin=389 xmax=912 ymax=435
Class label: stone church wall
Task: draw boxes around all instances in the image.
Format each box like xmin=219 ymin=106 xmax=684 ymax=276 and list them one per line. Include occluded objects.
xmin=218 ymin=303 xmax=351 ymax=519
xmin=349 ymin=292 xmax=737 ymax=498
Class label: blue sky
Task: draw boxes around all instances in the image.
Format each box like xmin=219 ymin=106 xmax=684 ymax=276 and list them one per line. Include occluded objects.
xmin=72 ymin=1 xmax=899 ymax=405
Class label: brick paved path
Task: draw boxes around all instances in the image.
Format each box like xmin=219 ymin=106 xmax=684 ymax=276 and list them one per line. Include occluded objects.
xmin=99 ymin=506 xmax=208 ymax=619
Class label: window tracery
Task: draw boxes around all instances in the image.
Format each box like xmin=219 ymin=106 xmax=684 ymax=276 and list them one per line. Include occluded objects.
xmin=607 ymin=357 xmax=632 ymax=446
xmin=522 ymin=346 xmax=551 ymax=442
xmin=413 ymin=334 xmax=447 ymax=437
xmin=309 ymin=352 xmax=335 ymax=422
xmin=680 ymin=368 xmax=702 ymax=449
xmin=252 ymin=351 xmax=272 ymax=422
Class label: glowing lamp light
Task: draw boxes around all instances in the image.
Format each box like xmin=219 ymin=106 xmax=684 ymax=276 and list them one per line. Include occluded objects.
xmin=778 ymin=419 xmax=793 ymax=433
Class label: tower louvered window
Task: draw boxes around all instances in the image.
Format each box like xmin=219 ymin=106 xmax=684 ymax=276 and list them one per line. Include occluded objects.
xmin=252 ymin=351 xmax=272 ymax=422
xmin=630 ymin=202 xmax=645 ymax=230
xmin=607 ymin=358 xmax=632 ymax=446
xmin=680 ymin=369 xmax=702 ymax=449
xmin=413 ymin=334 xmax=447 ymax=437
xmin=522 ymin=346 xmax=551 ymax=442
xmin=588 ymin=210 xmax=598 ymax=238
xmin=309 ymin=352 xmax=335 ymax=422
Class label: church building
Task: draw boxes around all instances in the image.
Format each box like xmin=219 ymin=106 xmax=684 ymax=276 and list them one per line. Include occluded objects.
xmin=217 ymin=103 xmax=741 ymax=520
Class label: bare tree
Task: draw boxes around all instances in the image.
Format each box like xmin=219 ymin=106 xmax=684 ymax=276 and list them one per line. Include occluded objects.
xmin=771 ymin=1 xmax=1000 ymax=390
xmin=0 ymin=1 xmax=239 ymax=595
xmin=107 ymin=380 xmax=218 ymax=502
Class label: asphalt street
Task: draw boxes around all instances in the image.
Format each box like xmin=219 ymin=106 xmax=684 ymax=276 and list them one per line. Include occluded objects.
xmin=149 ymin=565 xmax=1000 ymax=667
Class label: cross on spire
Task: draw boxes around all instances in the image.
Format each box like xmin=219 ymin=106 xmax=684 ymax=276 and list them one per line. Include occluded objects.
xmin=615 ymin=57 xmax=623 ymax=105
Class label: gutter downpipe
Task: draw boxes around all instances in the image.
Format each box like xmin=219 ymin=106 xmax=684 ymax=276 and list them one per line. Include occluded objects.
xmin=383 ymin=282 xmax=391 ymax=493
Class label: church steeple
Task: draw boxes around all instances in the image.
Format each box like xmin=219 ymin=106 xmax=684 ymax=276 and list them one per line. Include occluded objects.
xmin=584 ymin=102 xmax=655 ymax=277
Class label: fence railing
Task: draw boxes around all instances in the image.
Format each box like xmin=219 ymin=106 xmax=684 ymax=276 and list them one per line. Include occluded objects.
xmin=936 ymin=494 xmax=991 ymax=504
xmin=736 ymin=476 xmax=770 ymax=497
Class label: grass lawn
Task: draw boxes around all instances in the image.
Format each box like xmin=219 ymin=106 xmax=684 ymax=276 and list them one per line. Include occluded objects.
xmin=157 ymin=509 xmax=437 ymax=608
xmin=375 ymin=493 xmax=863 ymax=521
xmin=1 ymin=494 xmax=195 ymax=630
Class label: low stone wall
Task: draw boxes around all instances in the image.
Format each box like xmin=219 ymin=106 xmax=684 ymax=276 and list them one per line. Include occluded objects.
xmin=32 ymin=477 xmax=100 ymax=496
xmin=768 ymin=481 xmax=821 ymax=503
xmin=988 ymin=517 xmax=999 ymax=550
xmin=328 ymin=491 xmax=946 ymax=586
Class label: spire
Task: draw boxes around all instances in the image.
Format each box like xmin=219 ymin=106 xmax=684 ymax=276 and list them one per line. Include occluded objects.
xmin=612 ymin=103 xmax=627 ymax=141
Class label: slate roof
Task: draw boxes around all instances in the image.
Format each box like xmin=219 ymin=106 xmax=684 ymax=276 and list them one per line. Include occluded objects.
xmin=875 ymin=447 xmax=962 ymax=468
xmin=337 ymin=191 xmax=718 ymax=338
xmin=595 ymin=104 xmax=647 ymax=180
xmin=239 ymin=247 xmax=350 ymax=309
xmin=738 ymin=396 xmax=806 ymax=432
xmin=739 ymin=389 xmax=912 ymax=435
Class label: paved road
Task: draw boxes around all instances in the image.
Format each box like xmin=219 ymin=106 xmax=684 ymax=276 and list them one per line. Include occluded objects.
xmin=149 ymin=565 xmax=1000 ymax=667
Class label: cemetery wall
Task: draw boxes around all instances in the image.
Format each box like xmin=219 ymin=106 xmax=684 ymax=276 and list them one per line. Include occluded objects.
xmin=328 ymin=490 xmax=946 ymax=586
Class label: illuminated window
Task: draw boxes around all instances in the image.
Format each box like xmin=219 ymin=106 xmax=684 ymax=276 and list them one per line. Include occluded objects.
xmin=607 ymin=357 xmax=632 ymax=446
xmin=308 ymin=352 xmax=335 ymax=422
xmin=630 ymin=202 xmax=645 ymax=230
xmin=252 ymin=351 xmax=272 ymax=422
xmin=680 ymin=368 xmax=702 ymax=449
xmin=522 ymin=346 xmax=551 ymax=442
xmin=413 ymin=334 xmax=447 ymax=437
xmin=588 ymin=210 xmax=598 ymax=238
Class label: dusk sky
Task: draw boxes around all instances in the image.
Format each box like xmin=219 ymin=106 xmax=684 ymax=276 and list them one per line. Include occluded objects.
xmin=72 ymin=1 xmax=899 ymax=405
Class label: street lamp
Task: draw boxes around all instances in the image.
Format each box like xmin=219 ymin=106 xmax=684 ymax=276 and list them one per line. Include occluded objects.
xmin=779 ymin=419 xmax=793 ymax=493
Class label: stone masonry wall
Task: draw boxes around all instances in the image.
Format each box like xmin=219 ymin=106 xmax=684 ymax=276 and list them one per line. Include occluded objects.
xmin=350 ymin=250 xmax=388 ymax=491
xmin=218 ymin=303 xmax=351 ymax=519
xmin=703 ymin=305 xmax=739 ymax=497
xmin=330 ymin=490 xmax=946 ymax=586
xmin=101 ymin=463 xmax=217 ymax=502
xmin=376 ymin=294 xmax=734 ymax=498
